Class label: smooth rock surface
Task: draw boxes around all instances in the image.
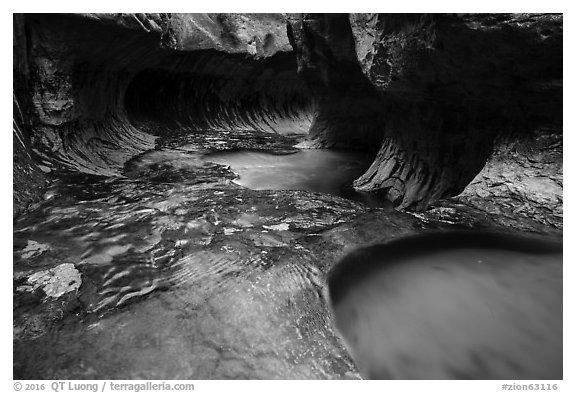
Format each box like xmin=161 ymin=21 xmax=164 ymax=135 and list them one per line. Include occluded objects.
xmin=288 ymin=14 xmax=562 ymax=212
xmin=13 ymin=13 xmax=563 ymax=380
xmin=13 ymin=126 xmax=417 ymax=379
xmin=13 ymin=13 xmax=312 ymax=216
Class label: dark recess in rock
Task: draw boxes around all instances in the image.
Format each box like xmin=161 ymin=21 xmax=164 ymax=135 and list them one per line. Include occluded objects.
xmin=13 ymin=12 xmax=562 ymax=224
xmin=288 ymin=13 xmax=562 ymax=212
xmin=13 ymin=13 xmax=313 ymax=216
xmin=287 ymin=14 xmax=384 ymax=151
xmin=124 ymin=52 xmax=311 ymax=131
xmin=12 ymin=12 xmax=563 ymax=380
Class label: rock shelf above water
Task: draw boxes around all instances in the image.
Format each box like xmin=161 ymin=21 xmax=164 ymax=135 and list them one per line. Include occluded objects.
xmin=12 ymin=13 xmax=563 ymax=380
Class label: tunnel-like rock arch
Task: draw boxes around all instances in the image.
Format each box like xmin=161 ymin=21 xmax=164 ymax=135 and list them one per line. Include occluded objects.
xmin=13 ymin=13 xmax=314 ymax=215
xmin=12 ymin=12 xmax=564 ymax=381
xmin=14 ymin=13 xmax=562 ymax=226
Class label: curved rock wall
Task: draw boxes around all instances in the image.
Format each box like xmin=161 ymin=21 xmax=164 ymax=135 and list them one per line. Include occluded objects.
xmin=287 ymin=14 xmax=383 ymax=150
xmin=288 ymin=13 xmax=562 ymax=211
xmin=124 ymin=52 xmax=311 ymax=134
xmin=14 ymin=13 xmax=563 ymax=227
xmin=13 ymin=13 xmax=313 ymax=215
xmin=454 ymin=130 xmax=562 ymax=231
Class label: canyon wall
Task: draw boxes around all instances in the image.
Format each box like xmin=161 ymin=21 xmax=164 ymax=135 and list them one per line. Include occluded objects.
xmin=288 ymin=14 xmax=562 ymax=221
xmin=14 ymin=13 xmax=562 ymax=230
xmin=13 ymin=13 xmax=312 ymax=216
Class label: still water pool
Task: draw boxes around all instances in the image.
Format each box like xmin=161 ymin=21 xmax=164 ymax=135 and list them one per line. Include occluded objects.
xmin=203 ymin=149 xmax=391 ymax=208
xmin=13 ymin=128 xmax=562 ymax=380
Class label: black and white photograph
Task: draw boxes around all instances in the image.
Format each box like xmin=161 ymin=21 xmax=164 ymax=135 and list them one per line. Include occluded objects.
xmin=9 ymin=3 xmax=569 ymax=387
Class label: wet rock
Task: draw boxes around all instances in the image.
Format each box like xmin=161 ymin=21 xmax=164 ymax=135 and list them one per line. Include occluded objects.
xmin=263 ymin=223 xmax=290 ymax=231
xmin=18 ymin=263 xmax=82 ymax=299
xmin=14 ymin=264 xmax=83 ymax=342
xmin=14 ymin=119 xmax=561 ymax=378
xmin=124 ymin=150 xmax=237 ymax=185
xmin=13 ymin=147 xmax=380 ymax=377
xmin=249 ymin=232 xmax=288 ymax=248
xmin=13 ymin=13 xmax=311 ymax=216
xmin=80 ymin=245 xmax=133 ymax=265
xmin=19 ymin=240 xmax=51 ymax=260
xmin=288 ymin=14 xmax=562 ymax=215
xmin=13 ymin=13 xmax=563 ymax=379
xmin=154 ymin=123 xmax=305 ymax=152
xmin=453 ymin=130 xmax=562 ymax=232
xmin=223 ymin=227 xmax=241 ymax=235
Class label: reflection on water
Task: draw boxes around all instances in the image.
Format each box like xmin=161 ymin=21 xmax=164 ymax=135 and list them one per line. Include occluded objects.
xmin=14 ymin=127 xmax=562 ymax=379
xmin=204 ymin=149 xmax=391 ymax=208
xmin=13 ymin=144 xmax=361 ymax=379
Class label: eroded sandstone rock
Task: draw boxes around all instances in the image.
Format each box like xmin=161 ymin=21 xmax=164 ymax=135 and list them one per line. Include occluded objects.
xmin=13 ymin=13 xmax=312 ymax=216
xmin=288 ymin=14 xmax=562 ymax=215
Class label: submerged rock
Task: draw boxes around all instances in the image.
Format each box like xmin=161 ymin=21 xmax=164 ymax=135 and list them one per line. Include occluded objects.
xmin=263 ymin=223 xmax=290 ymax=231
xmin=13 ymin=119 xmax=562 ymax=378
xmin=13 ymin=13 xmax=562 ymax=380
xmin=19 ymin=240 xmax=51 ymax=260
xmin=13 ymin=121 xmax=440 ymax=378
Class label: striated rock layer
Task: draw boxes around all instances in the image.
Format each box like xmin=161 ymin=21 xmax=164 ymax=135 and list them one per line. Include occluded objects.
xmin=13 ymin=13 xmax=563 ymax=380
xmin=14 ymin=13 xmax=562 ymax=227
xmin=13 ymin=13 xmax=313 ymax=216
xmin=288 ymin=13 xmax=562 ymax=215
xmin=431 ymin=130 xmax=563 ymax=232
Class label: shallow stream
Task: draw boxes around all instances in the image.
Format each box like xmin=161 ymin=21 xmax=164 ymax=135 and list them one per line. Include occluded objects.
xmin=13 ymin=128 xmax=377 ymax=379
xmin=204 ymin=149 xmax=391 ymax=208
xmin=13 ymin=127 xmax=562 ymax=380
